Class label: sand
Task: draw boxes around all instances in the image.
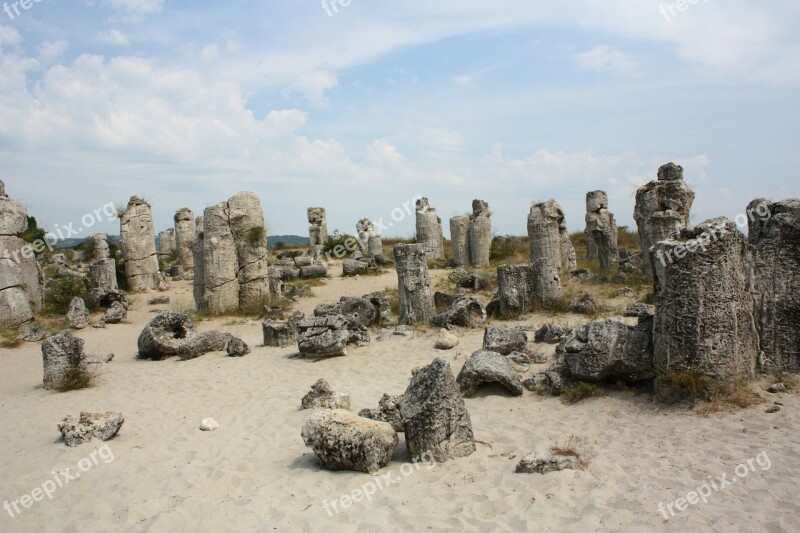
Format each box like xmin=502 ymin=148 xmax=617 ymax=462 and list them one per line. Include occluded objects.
xmin=1 ymin=266 xmax=798 ymax=532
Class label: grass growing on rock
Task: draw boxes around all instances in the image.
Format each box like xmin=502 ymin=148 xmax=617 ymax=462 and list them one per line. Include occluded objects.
xmin=655 ymin=369 xmax=766 ymax=412
xmin=56 ymin=366 xmax=97 ymax=393
xmin=562 ymin=382 xmax=606 ymax=404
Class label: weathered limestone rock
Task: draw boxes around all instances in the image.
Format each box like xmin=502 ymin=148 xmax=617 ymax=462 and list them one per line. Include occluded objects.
xmin=87 ymin=288 xmax=128 ymax=310
xmin=652 ymin=218 xmax=758 ymax=379
xmin=0 ymin=183 xmax=42 ymax=325
xmin=557 ymin=320 xmax=654 ymax=382
xmin=178 ymin=331 xmax=235 ymax=361
xmin=400 ymin=358 xmax=476 ymax=462
xmin=469 ymin=200 xmax=492 ymax=268
xmin=203 ymin=202 xmax=240 ymax=314
xmin=58 ymin=412 xmax=124 ymax=447
xmin=448 ymin=267 xmax=497 ymax=290
xmin=415 ymin=198 xmax=445 ymax=261
xmin=356 ymin=219 xmax=383 ymax=259
xmin=91 ymin=233 xmax=110 ymax=260
xmin=89 ymin=258 xmax=117 ymax=291
xmin=342 ymin=258 xmax=369 ymax=277
xmin=634 ymin=163 xmax=696 ymax=279
xmin=585 ymin=191 xmax=619 ymax=271
xmin=137 ymin=312 xmax=203 ymax=360
xmin=748 ymin=199 xmax=800 ymax=372
xmin=263 ymin=320 xmax=296 ymax=347
xmin=483 ymin=326 xmax=527 ymax=355
xmin=301 ymin=379 xmax=351 ymax=410
xmin=528 ymin=199 xmax=577 ymax=273
xmin=173 ymin=208 xmax=195 ymax=271
xmin=449 ymin=215 xmax=472 ymax=267
xmin=434 ymin=291 xmax=463 ymax=313
xmin=228 ymin=192 xmax=270 ymax=312
xmin=297 ymin=316 xmax=351 ymax=357
xmin=302 ymin=409 xmax=398 ymax=473
xmin=120 ymin=196 xmax=166 ymax=292
xmin=299 ymin=264 xmax=327 ymax=279
xmin=359 ymin=394 xmax=404 ymax=432
xmin=362 ymin=291 xmax=394 ymax=325
xmin=308 ymin=207 xmax=328 ymax=259
xmin=435 ymin=329 xmax=460 ymax=350
xmin=394 ymin=244 xmax=435 ymax=325
xmin=515 ymin=452 xmax=580 ymax=475
xmin=535 ymin=323 xmax=573 ymax=344
xmin=566 ymin=293 xmax=599 ymax=315
xmin=487 ymin=261 xmax=562 ymax=319
xmin=456 ymin=349 xmax=524 ymax=397
xmin=624 ymin=303 xmax=655 ymax=318
xmin=226 ymin=337 xmax=251 ymax=357
xmin=42 ymin=331 xmax=88 ymax=390
xmin=103 ymin=301 xmax=127 ymax=324
xmin=315 ymin=296 xmax=379 ymax=329
xmin=157 ymin=228 xmax=176 ymax=260
xmin=192 ymin=216 xmax=205 ymax=309
xmin=66 ymin=297 xmax=89 ymax=329
xmin=431 ymin=297 xmax=486 ymax=329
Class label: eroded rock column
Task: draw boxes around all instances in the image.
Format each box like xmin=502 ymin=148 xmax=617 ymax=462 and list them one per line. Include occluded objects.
xmin=88 ymin=234 xmax=117 ymax=290
xmin=192 ymin=216 xmax=205 ymax=310
xmin=120 ymin=196 xmax=165 ymax=292
xmin=0 ymin=179 xmax=42 ymax=326
xmin=449 ymin=215 xmax=471 ymax=267
xmin=584 ymin=191 xmax=619 ymax=271
xmin=174 ymin=208 xmax=195 ymax=271
xmin=469 ymin=200 xmax=492 ymax=268
xmin=528 ymin=199 xmax=577 ymax=273
xmin=203 ymin=203 xmax=240 ymax=314
xmin=394 ymin=243 xmax=435 ymax=325
xmin=415 ymin=198 xmax=445 ymax=261
xmin=356 ymin=219 xmax=383 ymax=259
xmin=748 ymin=199 xmax=800 ymax=372
xmin=634 ymin=163 xmax=695 ymax=280
xmin=652 ymin=218 xmax=758 ymax=380
xmin=157 ymin=229 xmax=176 ymax=261
xmin=308 ymin=208 xmax=328 ymax=259
xmin=228 ymin=192 xmax=270 ymax=313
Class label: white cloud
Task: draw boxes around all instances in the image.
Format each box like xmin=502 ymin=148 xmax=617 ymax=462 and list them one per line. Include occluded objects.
xmin=572 ymin=45 xmax=641 ymax=74
xmin=99 ymin=29 xmax=130 ymax=47
xmin=367 ymin=139 xmax=405 ymax=165
xmin=36 ymin=40 xmax=70 ymax=65
xmin=102 ymin=0 xmax=164 ymax=19
xmin=288 ymin=70 xmax=338 ymax=108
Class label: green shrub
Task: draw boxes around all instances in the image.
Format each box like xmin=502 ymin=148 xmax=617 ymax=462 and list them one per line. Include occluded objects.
xmin=20 ymin=216 xmax=46 ymax=252
xmin=45 ymin=276 xmax=91 ymax=315
xmin=562 ymin=381 xmax=605 ymax=404
xmin=56 ymin=366 xmax=96 ymax=393
xmin=322 ymin=230 xmax=357 ymax=259
xmin=246 ymin=226 xmax=266 ymax=244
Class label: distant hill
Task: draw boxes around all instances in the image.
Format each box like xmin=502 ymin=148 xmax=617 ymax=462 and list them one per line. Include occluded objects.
xmin=268 ymin=235 xmax=309 ymax=247
xmin=54 ymin=235 xmax=120 ymax=249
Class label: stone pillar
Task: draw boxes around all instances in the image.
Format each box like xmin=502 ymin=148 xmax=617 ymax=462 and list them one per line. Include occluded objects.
xmin=308 ymin=207 xmax=328 ymax=259
xmin=0 ymin=179 xmax=41 ymax=326
xmin=415 ymin=198 xmax=445 ymax=261
xmin=748 ymin=198 xmax=800 ymax=372
xmin=469 ymin=199 xmax=492 ymax=268
xmin=174 ymin=208 xmax=195 ymax=271
xmin=92 ymin=233 xmax=110 ymax=260
xmin=228 ymin=192 xmax=270 ymax=313
xmin=203 ymin=203 xmax=240 ymax=314
xmin=88 ymin=233 xmax=117 ymax=291
xmin=528 ymin=199 xmax=577 ymax=273
xmin=356 ymin=219 xmax=382 ymax=258
xmin=489 ymin=260 xmax=562 ymax=319
xmin=394 ymin=243 xmax=435 ymax=325
xmin=120 ymin=196 xmax=166 ymax=292
xmin=584 ymin=191 xmax=619 ymax=271
xmin=634 ymin=163 xmax=695 ymax=280
xmin=450 ymin=216 xmax=471 ymax=267
xmin=192 ymin=216 xmax=205 ymax=310
xmin=157 ymin=229 xmax=176 ymax=261
xmin=652 ymin=218 xmax=758 ymax=380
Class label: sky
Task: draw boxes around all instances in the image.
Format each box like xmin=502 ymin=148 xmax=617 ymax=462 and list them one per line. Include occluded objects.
xmin=1 ymin=0 xmax=798 ymax=242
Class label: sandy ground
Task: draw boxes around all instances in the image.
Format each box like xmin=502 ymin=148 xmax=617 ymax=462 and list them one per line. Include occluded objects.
xmin=1 ymin=265 xmax=798 ymax=532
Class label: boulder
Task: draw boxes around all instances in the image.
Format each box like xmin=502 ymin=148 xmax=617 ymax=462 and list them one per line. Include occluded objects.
xmin=566 ymin=293 xmax=599 ymax=315
xmin=299 ymin=264 xmax=328 ymax=279
xmin=137 ymin=312 xmax=196 ymax=360
xmin=301 ymin=409 xmax=398 ymax=473
xmin=297 ymin=316 xmax=351 ymax=357
xmin=557 ymin=320 xmax=654 ymax=382
xmin=102 ymin=301 xmax=127 ymax=324
xmin=535 ymin=323 xmax=573 ymax=344
xmin=178 ymin=331 xmax=234 ymax=361
xmin=66 ymin=297 xmax=89 ymax=330
xmin=358 ymin=394 xmax=404 ymax=432
xmin=58 ymin=412 xmax=124 ymax=447
xmin=263 ymin=320 xmax=296 ymax=347
xmin=301 ymin=379 xmax=351 ymax=410
xmin=456 ymin=349 xmax=524 ymax=397
xmin=400 ymin=358 xmax=476 ymax=462
xmin=488 ymin=261 xmax=562 ymax=319
xmin=226 ymin=337 xmax=251 ymax=357
xmin=434 ymin=329 xmax=460 ymax=350
xmin=343 ymin=259 xmax=369 ymax=277
xmin=431 ymin=297 xmax=486 ymax=329
xmin=42 ymin=331 xmax=89 ymax=390
xmin=483 ymin=326 xmax=527 ymax=355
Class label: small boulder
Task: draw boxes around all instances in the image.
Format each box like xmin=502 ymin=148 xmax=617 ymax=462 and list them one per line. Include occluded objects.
xmin=103 ymin=301 xmax=127 ymax=324
xmin=431 ymin=297 xmax=486 ymax=329
xmin=200 ymin=418 xmax=219 ymax=431
xmin=483 ymin=326 xmax=527 ymax=355
xmin=137 ymin=312 xmax=196 ymax=360
xmin=534 ymin=323 xmax=573 ymax=344
xmin=58 ymin=412 xmax=124 ymax=447
xmin=66 ymin=297 xmax=89 ymax=330
xmin=435 ymin=329 xmax=460 ymax=350
xmin=301 ymin=379 xmax=351 ymax=410
xmin=566 ymin=293 xmax=599 ymax=315
xmin=456 ymin=349 xmax=524 ymax=398
xmin=297 ymin=316 xmax=350 ymax=358
xmin=301 ymin=409 xmax=398 ymax=473
xmin=226 ymin=337 xmax=251 ymax=357
xmin=359 ymin=394 xmax=404 ymax=432
xmin=148 ymin=296 xmax=171 ymax=305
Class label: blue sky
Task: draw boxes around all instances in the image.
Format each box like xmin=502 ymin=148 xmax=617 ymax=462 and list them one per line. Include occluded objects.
xmin=1 ymin=0 xmax=798 ymax=241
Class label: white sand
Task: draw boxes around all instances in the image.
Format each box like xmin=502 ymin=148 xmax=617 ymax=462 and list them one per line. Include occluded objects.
xmin=1 ymin=268 xmax=798 ymax=532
